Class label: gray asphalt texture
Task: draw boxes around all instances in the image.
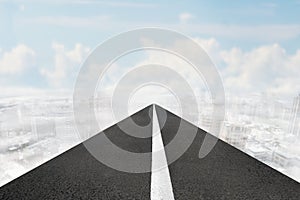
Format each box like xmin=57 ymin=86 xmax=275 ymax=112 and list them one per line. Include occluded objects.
xmin=156 ymin=105 xmax=300 ymax=200
xmin=0 ymin=104 xmax=299 ymax=199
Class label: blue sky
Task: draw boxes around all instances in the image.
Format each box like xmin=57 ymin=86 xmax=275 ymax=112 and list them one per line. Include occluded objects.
xmin=1 ymin=0 xmax=298 ymax=48
xmin=0 ymin=0 xmax=300 ymax=98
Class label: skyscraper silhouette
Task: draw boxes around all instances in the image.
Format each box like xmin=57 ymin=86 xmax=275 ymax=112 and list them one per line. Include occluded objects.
xmin=289 ymin=94 xmax=300 ymax=138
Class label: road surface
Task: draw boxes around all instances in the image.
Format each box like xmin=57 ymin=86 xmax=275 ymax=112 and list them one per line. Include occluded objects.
xmin=0 ymin=104 xmax=299 ymax=199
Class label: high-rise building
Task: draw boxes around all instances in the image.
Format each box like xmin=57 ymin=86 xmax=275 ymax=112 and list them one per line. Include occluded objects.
xmin=32 ymin=117 xmax=56 ymax=140
xmin=288 ymin=94 xmax=300 ymax=137
xmin=223 ymin=122 xmax=250 ymax=150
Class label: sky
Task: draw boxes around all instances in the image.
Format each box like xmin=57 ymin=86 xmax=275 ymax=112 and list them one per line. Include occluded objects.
xmin=0 ymin=0 xmax=300 ymax=100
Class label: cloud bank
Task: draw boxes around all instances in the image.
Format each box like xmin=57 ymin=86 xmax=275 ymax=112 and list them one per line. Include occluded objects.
xmin=0 ymin=38 xmax=299 ymax=100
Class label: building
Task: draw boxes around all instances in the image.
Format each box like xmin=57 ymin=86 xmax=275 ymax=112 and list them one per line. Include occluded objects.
xmin=288 ymin=94 xmax=300 ymax=138
xmin=246 ymin=144 xmax=272 ymax=163
xmin=223 ymin=122 xmax=251 ymax=150
xmin=32 ymin=117 xmax=56 ymax=140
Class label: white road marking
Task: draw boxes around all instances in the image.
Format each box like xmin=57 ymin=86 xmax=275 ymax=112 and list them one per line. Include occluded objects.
xmin=151 ymin=105 xmax=175 ymax=200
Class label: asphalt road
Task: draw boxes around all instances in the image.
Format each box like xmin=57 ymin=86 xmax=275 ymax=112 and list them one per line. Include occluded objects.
xmin=156 ymin=105 xmax=300 ymax=200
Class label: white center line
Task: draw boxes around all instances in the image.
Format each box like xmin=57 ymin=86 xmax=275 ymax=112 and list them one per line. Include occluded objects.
xmin=151 ymin=105 xmax=175 ymax=200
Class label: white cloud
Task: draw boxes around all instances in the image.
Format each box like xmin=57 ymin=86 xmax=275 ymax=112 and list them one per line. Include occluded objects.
xmin=40 ymin=42 xmax=90 ymax=87
xmin=136 ymin=37 xmax=299 ymax=99
xmin=0 ymin=0 xmax=157 ymax=7
xmin=97 ymin=37 xmax=222 ymax=99
xmin=0 ymin=45 xmax=36 ymax=74
xmin=2 ymin=39 xmax=298 ymax=100
xmin=19 ymin=4 xmax=25 ymax=11
xmin=179 ymin=12 xmax=194 ymax=23
xmin=221 ymin=43 xmax=300 ymax=98
xmin=17 ymin=13 xmax=300 ymax=41
xmin=177 ymin=24 xmax=300 ymax=41
xmin=193 ymin=38 xmax=222 ymax=64
xmin=73 ymin=0 xmax=156 ymax=8
xmin=105 ymin=37 xmax=300 ymax=99
xmin=20 ymin=15 xmax=111 ymax=27
xmin=261 ymin=2 xmax=278 ymax=8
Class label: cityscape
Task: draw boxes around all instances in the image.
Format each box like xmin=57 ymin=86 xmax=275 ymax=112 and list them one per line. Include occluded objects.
xmin=0 ymin=92 xmax=299 ymax=186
